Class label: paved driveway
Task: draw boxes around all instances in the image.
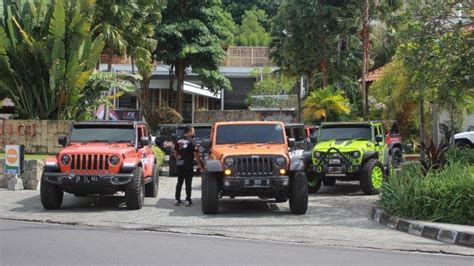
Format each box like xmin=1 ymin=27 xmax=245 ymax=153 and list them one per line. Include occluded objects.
xmin=0 ymin=177 xmax=472 ymax=256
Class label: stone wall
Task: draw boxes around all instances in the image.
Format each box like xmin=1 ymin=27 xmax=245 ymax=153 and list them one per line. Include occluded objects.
xmin=195 ymin=110 xmax=259 ymax=123
xmin=0 ymin=120 xmax=72 ymax=154
xmin=0 ymin=159 xmax=45 ymax=190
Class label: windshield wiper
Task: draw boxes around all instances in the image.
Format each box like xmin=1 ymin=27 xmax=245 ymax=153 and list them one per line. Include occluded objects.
xmin=229 ymin=142 xmax=255 ymax=147
xmin=257 ymin=141 xmax=278 ymax=145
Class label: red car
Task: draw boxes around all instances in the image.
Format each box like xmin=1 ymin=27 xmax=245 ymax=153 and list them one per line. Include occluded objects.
xmin=42 ymin=121 xmax=158 ymax=210
xmin=384 ymin=122 xmax=403 ymax=168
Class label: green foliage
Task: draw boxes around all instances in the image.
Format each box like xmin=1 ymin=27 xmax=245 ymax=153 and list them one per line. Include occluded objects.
xmin=222 ymin=0 xmax=282 ymax=26
xmin=246 ymin=67 xmax=297 ymax=107
xmin=271 ymin=0 xmax=362 ymax=90
xmin=303 ymin=86 xmax=351 ymax=122
xmin=155 ymin=0 xmax=232 ymax=113
xmin=0 ymin=0 xmax=140 ymax=120
xmin=152 ymin=145 xmax=165 ymax=167
xmin=378 ymin=160 xmax=474 ymax=225
xmin=215 ymin=9 xmax=237 ymax=45
xmin=145 ymin=106 xmax=183 ymax=133
xmin=236 ymin=8 xmax=270 ymax=46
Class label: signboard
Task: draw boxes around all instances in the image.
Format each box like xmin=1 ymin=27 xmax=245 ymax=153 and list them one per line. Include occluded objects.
xmin=110 ymin=109 xmax=140 ymax=121
xmin=4 ymin=145 xmax=24 ymax=174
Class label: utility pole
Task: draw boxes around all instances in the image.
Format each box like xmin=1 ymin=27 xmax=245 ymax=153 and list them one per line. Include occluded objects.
xmin=361 ymin=0 xmax=370 ymax=119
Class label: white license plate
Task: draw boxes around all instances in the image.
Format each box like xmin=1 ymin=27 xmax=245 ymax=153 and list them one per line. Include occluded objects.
xmin=328 ymin=167 xmax=342 ymax=174
xmin=244 ymin=179 xmax=269 ymax=187
xmin=329 ymin=158 xmax=341 ymax=164
xmin=289 ymin=150 xmax=304 ymax=158
xmin=75 ymin=176 xmax=99 ymax=183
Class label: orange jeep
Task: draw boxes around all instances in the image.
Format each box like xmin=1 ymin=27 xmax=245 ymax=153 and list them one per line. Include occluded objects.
xmin=41 ymin=121 xmax=158 ymax=210
xmin=201 ymin=121 xmax=309 ymax=215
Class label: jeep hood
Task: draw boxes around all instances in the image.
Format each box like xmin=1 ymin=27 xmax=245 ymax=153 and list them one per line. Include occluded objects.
xmin=60 ymin=143 xmax=136 ymax=156
xmin=314 ymin=139 xmax=375 ymax=152
xmin=212 ymin=144 xmax=288 ymax=160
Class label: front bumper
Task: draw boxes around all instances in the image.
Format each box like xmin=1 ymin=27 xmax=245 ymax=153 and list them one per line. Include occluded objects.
xmin=222 ymin=176 xmax=289 ymax=196
xmin=43 ymin=172 xmax=134 ymax=187
xmin=308 ymin=164 xmax=360 ymax=177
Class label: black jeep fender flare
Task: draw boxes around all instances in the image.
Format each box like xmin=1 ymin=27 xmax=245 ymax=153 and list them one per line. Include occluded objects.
xmin=388 ymin=141 xmax=402 ymax=154
xmin=363 ymin=151 xmax=379 ymax=163
xmin=205 ymin=159 xmax=223 ymax=173
xmin=289 ymin=158 xmax=306 ymax=172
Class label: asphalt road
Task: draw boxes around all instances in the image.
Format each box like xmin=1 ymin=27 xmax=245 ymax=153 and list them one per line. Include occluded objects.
xmin=1 ymin=220 xmax=472 ymax=266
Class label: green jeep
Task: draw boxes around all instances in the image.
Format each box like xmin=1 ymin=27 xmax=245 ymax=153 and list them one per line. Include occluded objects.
xmin=306 ymin=122 xmax=391 ymax=195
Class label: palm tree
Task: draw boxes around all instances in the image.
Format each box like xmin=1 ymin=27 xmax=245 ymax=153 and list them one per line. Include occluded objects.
xmin=0 ymin=0 xmax=136 ymax=120
xmin=303 ymin=86 xmax=351 ymax=122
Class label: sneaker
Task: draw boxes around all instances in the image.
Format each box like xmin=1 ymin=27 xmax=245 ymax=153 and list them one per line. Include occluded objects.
xmin=185 ymin=200 xmax=193 ymax=206
xmin=175 ymin=200 xmax=182 ymax=206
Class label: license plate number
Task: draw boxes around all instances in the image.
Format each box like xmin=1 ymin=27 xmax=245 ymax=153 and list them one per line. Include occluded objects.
xmin=328 ymin=167 xmax=342 ymax=174
xmin=244 ymin=179 xmax=269 ymax=187
xmin=329 ymin=158 xmax=341 ymax=164
xmin=75 ymin=176 xmax=99 ymax=183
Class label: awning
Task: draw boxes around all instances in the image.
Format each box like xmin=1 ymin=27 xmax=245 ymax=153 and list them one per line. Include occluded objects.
xmin=183 ymin=81 xmax=221 ymax=99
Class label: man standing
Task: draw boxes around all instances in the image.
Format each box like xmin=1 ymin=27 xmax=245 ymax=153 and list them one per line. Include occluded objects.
xmin=174 ymin=125 xmax=205 ymax=206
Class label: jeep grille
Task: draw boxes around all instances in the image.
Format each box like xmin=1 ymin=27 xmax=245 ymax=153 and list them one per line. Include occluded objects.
xmin=70 ymin=154 xmax=110 ymax=172
xmin=236 ymin=156 xmax=275 ymax=177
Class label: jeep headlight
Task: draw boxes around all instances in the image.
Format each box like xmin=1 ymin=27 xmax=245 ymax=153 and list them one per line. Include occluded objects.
xmin=224 ymin=157 xmax=235 ymax=166
xmin=109 ymin=155 xmax=121 ymax=166
xmin=60 ymin=155 xmax=71 ymax=165
xmin=353 ymin=151 xmax=360 ymax=158
xmin=314 ymin=152 xmax=321 ymax=158
xmin=275 ymin=156 xmax=286 ymax=166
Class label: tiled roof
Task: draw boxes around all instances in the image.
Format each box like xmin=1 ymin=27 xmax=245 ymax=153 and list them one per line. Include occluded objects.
xmin=362 ymin=67 xmax=385 ymax=82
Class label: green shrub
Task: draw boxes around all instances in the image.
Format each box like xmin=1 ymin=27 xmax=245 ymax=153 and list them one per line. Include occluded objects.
xmin=152 ymin=146 xmax=166 ymax=167
xmin=446 ymin=148 xmax=474 ymax=165
xmin=378 ymin=161 xmax=474 ymax=225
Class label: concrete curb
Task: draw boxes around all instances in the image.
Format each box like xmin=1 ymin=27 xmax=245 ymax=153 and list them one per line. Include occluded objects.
xmin=371 ymin=206 xmax=473 ymax=248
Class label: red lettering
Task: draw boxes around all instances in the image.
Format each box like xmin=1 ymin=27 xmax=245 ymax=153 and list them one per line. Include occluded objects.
xmin=17 ymin=124 xmax=26 ymax=135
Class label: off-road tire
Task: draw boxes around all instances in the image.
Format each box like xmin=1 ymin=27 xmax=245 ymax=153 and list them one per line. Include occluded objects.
xmin=145 ymin=163 xmax=159 ymax=198
xmin=201 ymin=172 xmax=219 ymax=214
xmin=125 ymin=167 xmax=145 ymax=210
xmin=289 ymin=171 xmax=308 ymax=215
xmin=456 ymin=140 xmax=472 ymax=150
xmin=360 ymin=159 xmax=383 ymax=195
xmin=323 ymin=179 xmax=336 ymax=186
xmin=392 ymin=147 xmax=403 ymax=168
xmin=40 ymin=172 xmax=63 ymax=210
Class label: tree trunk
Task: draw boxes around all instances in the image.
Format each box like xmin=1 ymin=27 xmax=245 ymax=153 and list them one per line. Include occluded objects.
xmin=175 ymin=60 xmax=185 ymax=114
xmin=361 ymin=0 xmax=370 ymax=119
xmin=105 ymin=51 xmax=114 ymax=120
xmin=319 ymin=59 xmax=328 ymax=88
xmin=297 ymin=79 xmax=302 ymax=123
xmin=431 ymin=102 xmax=439 ymax=147
xmin=419 ymin=96 xmax=426 ymax=159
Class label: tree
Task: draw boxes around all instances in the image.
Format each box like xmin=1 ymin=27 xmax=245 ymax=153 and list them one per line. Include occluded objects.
xmin=222 ymin=0 xmax=283 ymax=26
xmin=155 ymin=0 xmax=232 ymax=114
xmin=397 ymin=0 xmax=472 ymax=146
xmin=246 ymin=67 xmax=297 ymax=106
xmin=271 ymin=0 xmax=361 ymax=89
xmin=303 ymin=86 xmax=351 ymax=122
xmin=236 ymin=8 xmax=271 ymax=46
xmin=0 ymin=0 xmax=136 ymax=119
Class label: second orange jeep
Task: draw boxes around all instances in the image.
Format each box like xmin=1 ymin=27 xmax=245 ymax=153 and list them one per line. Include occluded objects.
xmin=201 ymin=121 xmax=309 ymax=215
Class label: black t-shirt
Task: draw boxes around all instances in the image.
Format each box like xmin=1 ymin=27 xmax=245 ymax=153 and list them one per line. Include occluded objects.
xmin=175 ymin=137 xmax=197 ymax=168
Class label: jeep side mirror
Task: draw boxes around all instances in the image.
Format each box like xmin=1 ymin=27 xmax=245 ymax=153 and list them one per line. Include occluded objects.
xmin=140 ymin=136 xmax=150 ymax=147
xmin=375 ymin=135 xmax=383 ymax=143
xmin=202 ymin=139 xmax=211 ymax=149
xmin=288 ymin=138 xmax=296 ymax=148
xmin=58 ymin=136 xmax=67 ymax=147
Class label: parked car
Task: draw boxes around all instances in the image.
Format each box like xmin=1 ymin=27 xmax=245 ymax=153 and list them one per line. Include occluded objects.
xmin=306 ymin=121 xmax=391 ymax=195
xmin=285 ymin=123 xmax=311 ymax=159
xmin=383 ymin=121 xmax=403 ymax=168
xmin=200 ymin=121 xmax=308 ymax=215
xmin=155 ymin=123 xmax=212 ymax=176
xmin=42 ymin=121 xmax=158 ymax=210
xmin=454 ymin=130 xmax=474 ymax=149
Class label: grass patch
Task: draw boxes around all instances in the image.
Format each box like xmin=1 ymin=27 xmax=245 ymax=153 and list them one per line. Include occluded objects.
xmin=378 ymin=160 xmax=474 ymax=225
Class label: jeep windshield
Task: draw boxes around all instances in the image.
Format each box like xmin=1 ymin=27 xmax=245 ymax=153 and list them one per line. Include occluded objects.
xmin=70 ymin=125 xmax=135 ymax=143
xmin=215 ymin=124 xmax=285 ymax=145
xmin=319 ymin=125 xmax=372 ymax=142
